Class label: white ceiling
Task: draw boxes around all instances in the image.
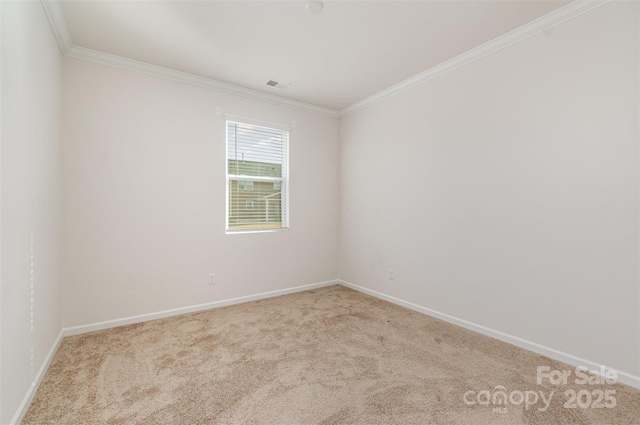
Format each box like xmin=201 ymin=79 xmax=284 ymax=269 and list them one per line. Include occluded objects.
xmin=58 ymin=0 xmax=569 ymax=111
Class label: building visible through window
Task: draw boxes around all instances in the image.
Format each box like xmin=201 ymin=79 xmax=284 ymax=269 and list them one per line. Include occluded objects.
xmin=226 ymin=119 xmax=289 ymax=232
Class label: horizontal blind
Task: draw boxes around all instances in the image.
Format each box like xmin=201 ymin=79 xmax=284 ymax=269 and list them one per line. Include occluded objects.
xmin=227 ymin=120 xmax=289 ymax=231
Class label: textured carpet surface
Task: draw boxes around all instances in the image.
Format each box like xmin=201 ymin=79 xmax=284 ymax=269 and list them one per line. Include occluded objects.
xmin=23 ymin=285 xmax=640 ymax=424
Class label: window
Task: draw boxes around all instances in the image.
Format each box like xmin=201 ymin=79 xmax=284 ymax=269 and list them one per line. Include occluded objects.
xmin=226 ymin=117 xmax=289 ymax=232
xmin=238 ymin=180 xmax=254 ymax=191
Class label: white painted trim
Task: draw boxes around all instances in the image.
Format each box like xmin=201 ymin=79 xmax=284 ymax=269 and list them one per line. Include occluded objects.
xmin=64 ymin=45 xmax=339 ymax=118
xmin=63 ymin=280 xmax=338 ymax=336
xmin=40 ymin=0 xmax=609 ymax=118
xmin=338 ymin=280 xmax=640 ymax=389
xmin=10 ymin=280 xmax=337 ymax=422
xmin=339 ymin=0 xmax=611 ymax=116
xmin=9 ymin=329 xmax=64 ymax=425
xmin=40 ymin=3 xmax=337 ymax=117
xmin=9 ymin=279 xmax=638 ymax=424
xmin=40 ymin=1 xmax=72 ymax=54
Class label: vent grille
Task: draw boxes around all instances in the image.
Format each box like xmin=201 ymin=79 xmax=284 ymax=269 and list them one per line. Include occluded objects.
xmin=266 ymin=80 xmax=290 ymax=90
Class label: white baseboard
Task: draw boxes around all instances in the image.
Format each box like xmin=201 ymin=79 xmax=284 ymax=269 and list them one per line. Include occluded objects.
xmin=10 ymin=329 xmax=65 ymax=425
xmin=338 ymin=279 xmax=640 ymax=390
xmin=10 ymin=279 xmax=338 ymax=423
xmin=10 ymin=277 xmax=638 ymax=424
xmin=63 ymin=279 xmax=339 ymax=336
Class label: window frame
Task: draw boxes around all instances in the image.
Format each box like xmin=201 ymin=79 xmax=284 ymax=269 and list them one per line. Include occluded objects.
xmin=225 ymin=115 xmax=290 ymax=234
xmin=238 ymin=180 xmax=254 ymax=191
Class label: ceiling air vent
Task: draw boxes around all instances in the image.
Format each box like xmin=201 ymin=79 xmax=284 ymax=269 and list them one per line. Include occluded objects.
xmin=266 ymin=80 xmax=290 ymax=90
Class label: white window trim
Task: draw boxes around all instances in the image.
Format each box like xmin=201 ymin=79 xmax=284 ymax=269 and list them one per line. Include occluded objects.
xmin=225 ymin=116 xmax=290 ymax=234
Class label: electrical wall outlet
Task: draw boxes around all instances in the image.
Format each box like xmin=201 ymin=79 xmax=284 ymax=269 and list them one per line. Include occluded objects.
xmin=387 ymin=269 xmax=395 ymax=280
xmin=209 ymin=273 xmax=216 ymax=285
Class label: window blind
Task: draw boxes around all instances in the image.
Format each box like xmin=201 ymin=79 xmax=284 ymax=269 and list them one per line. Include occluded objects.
xmin=226 ymin=120 xmax=289 ymax=232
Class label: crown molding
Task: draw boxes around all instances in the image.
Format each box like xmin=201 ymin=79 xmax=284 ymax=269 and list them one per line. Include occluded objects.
xmin=66 ymin=46 xmax=339 ymax=117
xmin=339 ymin=0 xmax=611 ymax=117
xmin=40 ymin=0 xmax=608 ymax=119
xmin=40 ymin=1 xmax=338 ymax=118
xmin=41 ymin=0 xmax=72 ymax=54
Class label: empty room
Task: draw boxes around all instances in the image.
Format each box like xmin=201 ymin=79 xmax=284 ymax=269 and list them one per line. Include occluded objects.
xmin=1 ymin=0 xmax=639 ymax=423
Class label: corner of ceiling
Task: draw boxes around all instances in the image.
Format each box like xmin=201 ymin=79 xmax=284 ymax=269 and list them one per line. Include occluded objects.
xmin=40 ymin=0 xmax=610 ymax=120
xmin=338 ymin=0 xmax=611 ymax=117
xmin=41 ymin=0 xmax=72 ymax=54
xmin=38 ymin=0 xmax=340 ymax=118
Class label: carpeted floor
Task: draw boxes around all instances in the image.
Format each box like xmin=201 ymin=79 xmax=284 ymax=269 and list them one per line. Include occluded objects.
xmin=23 ymin=285 xmax=640 ymax=424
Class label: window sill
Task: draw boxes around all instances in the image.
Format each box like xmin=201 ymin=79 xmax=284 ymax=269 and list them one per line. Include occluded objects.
xmin=226 ymin=227 xmax=289 ymax=235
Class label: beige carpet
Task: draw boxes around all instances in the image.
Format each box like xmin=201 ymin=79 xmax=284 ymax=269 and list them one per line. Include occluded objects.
xmin=23 ymin=285 xmax=640 ymax=424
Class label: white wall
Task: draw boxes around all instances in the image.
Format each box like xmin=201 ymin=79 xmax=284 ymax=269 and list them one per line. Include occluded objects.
xmin=1 ymin=1 xmax=63 ymax=423
xmin=62 ymin=58 xmax=339 ymax=327
xmin=339 ymin=1 xmax=639 ymax=378
xmin=2 ymin=3 xmax=637 ymax=420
